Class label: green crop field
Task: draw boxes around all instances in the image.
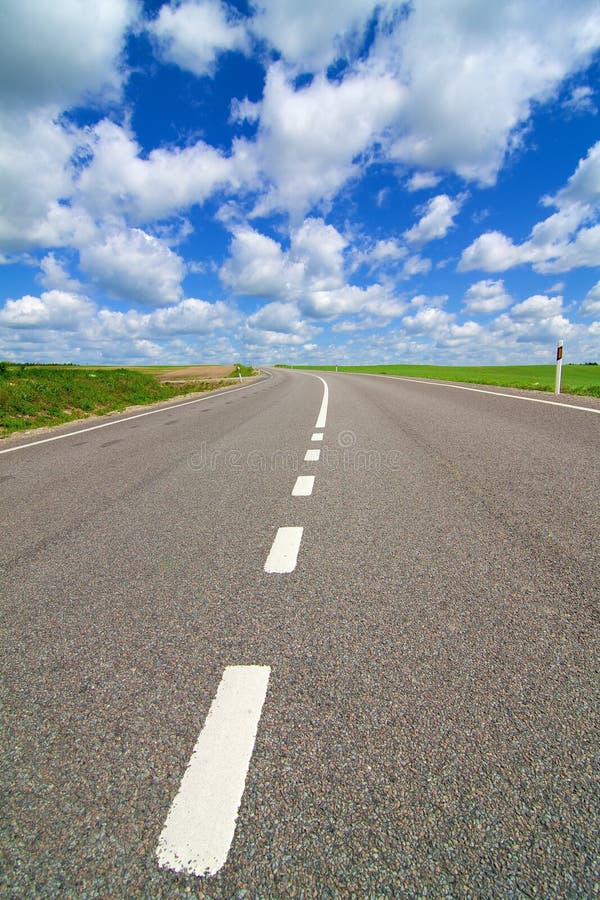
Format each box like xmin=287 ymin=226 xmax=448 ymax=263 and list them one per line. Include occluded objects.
xmin=0 ymin=363 xmax=245 ymax=437
xmin=280 ymin=363 xmax=600 ymax=397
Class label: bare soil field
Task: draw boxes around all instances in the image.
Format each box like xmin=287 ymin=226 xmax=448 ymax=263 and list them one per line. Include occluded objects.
xmin=156 ymin=365 xmax=234 ymax=382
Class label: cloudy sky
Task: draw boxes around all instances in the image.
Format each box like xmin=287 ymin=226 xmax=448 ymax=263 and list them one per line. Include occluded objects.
xmin=1 ymin=0 xmax=599 ymax=366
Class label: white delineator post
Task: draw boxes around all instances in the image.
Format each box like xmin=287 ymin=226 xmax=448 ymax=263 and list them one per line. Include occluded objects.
xmin=555 ymin=340 xmax=563 ymax=394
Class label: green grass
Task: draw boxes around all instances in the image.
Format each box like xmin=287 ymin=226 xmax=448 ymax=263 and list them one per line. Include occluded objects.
xmin=232 ymin=362 xmax=255 ymax=377
xmin=0 ymin=364 xmax=240 ymax=437
xmin=279 ymin=363 xmax=600 ymax=397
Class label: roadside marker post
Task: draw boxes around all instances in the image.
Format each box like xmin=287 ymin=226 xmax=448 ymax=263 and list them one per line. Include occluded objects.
xmin=555 ymin=340 xmax=564 ymax=395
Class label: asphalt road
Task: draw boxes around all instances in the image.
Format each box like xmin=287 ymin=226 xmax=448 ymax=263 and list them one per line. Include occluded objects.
xmin=1 ymin=367 xmax=599 ymax=898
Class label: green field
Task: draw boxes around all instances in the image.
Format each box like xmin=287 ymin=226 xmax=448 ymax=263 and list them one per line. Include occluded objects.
xmin=0 ymin=364 xmax=245 ymax=437
xmin=281 ymin=364 xmax=600 ymax=397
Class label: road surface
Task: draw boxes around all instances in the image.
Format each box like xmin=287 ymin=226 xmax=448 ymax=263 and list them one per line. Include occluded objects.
xmin=1 ymin=367 xmax=599 ymax=897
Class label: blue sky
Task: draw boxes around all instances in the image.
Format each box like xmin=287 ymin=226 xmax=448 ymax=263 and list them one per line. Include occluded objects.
xmin=1 ymin=0 xmax=599 ymax=366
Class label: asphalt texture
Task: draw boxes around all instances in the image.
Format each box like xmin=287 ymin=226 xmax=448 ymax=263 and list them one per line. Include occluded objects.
xmin=1 ymin=367 xmax=599 ymax=898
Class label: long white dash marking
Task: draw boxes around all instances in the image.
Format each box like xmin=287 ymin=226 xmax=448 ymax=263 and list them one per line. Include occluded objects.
xmin=314 ymin=376 xmax=329 ymax=429
xmin=292 ymin=475 xmax=315 ymax=497
xmin=304 ymin=448 xmax=320 ymax=462
xmin=311 ymin=432 xmax=323 ymax=441
xmin=156 ymin=665 xmax=270 ymax=878
xmin=264 ymin=526 xmax=303 ymax=573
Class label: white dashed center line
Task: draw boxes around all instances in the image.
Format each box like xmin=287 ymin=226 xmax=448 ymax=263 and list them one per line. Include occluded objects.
xmin=264 ymin=526 xmax=304 ymax=573
xmin=263 ymin=374 xmax=329 ymax=574
xmin=314 ymin=376 xmax=329 ymax=428
xmin=156 ymin=665 xmax=271 ymax=878
xmin=292 ymin=475 xmax=315 ymax=497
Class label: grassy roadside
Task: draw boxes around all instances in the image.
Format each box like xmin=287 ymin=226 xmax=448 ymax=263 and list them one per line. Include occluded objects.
xmin=279 ymin=364 xmax=600 ymax=397
xmin=0 ymin=364 xmax=250 ymax=437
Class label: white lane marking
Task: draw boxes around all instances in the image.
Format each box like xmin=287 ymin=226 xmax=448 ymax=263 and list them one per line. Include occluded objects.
xmin=349 ymin=372 xmax=600 ymax=415
xmin=311 ymin=432 xmax=323 ymax=441
xmin=264 ymin=526 xmax=303 ymax=573
xmin=292 ymin=475 xmax=315 ymax=497
xmin=314 ymin=376 xmax=329 ymax=429
xmin=304 ymin=448 xmax=320 ymax=462
xmin=156 ymin=665 xmax=270 ymax=878
xmin=0 ymin=380 xmax=262 ymax=456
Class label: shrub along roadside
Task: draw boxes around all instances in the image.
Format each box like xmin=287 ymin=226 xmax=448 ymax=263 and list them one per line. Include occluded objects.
xmin=232 ymin=362 xmax=254 ymax=377
xmin=0 ymin=365 xmax=241 ymax=437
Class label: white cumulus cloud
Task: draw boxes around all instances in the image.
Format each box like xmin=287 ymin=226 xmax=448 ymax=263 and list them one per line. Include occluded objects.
xmin=463 ymin=279 xmax=512 ymax=314
xmin=545 ymin=139 xmax=600 ymax=209
xmin=97 ymin=297 xmax=237 ymax=336
xmin=510 ymin=294 xmax=563 ymax=320
xmin=401 ymin=255 xmax=432 ymax=278
xmin=371 ymin=239 xmax=407 ymax=261
xmin=404 ymin=194 xmax=465 ymax=246
xmin=0 ymin=110 xmax=81 ymax=251
xmin=380 ymin=0 xmax=600 ymax=185
xmin=149 ymin=0 xmax=248 ymax=77
xmin=77 ymin=120 xmax=255 ymax=223
xmin=251 ymin=0 xmax=381 ymax=72
xmin=580 ymin=281 xmax=600 ymax=316
xmin=402 ymin=305 xmax=455 ymax=337
xmin=406 ymin=171 xmax=442 ymax=192
xmin=221 ymin=217 xmax=405 ymax=323
xmin=221 ymin=217 xmax=346 ymax=301
xmin=220 ymin=225 xmax=303 ymax=299
xmin=251 ymin=63 xmax=406 ymax=218
xmin=0 ymin=0 xmax=138 ymax=110
xmin=0 ymin=289 xmax=240 ymax=363
xmin=459 ymin=140 xmax=600 ymax=274
xmin=39 ymin=253 xmax=82 ymax=292
xmin=0 ymin=290 xmax=95 ymax=329
xmin=79 ymin=227 xmax=186 ymax=306
xmin=563 ymin=85 xmax=597 ymax=115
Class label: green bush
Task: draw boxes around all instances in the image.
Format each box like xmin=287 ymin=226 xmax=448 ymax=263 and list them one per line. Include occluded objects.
xmin=231 ymin=362 xmax=255 ymax=377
